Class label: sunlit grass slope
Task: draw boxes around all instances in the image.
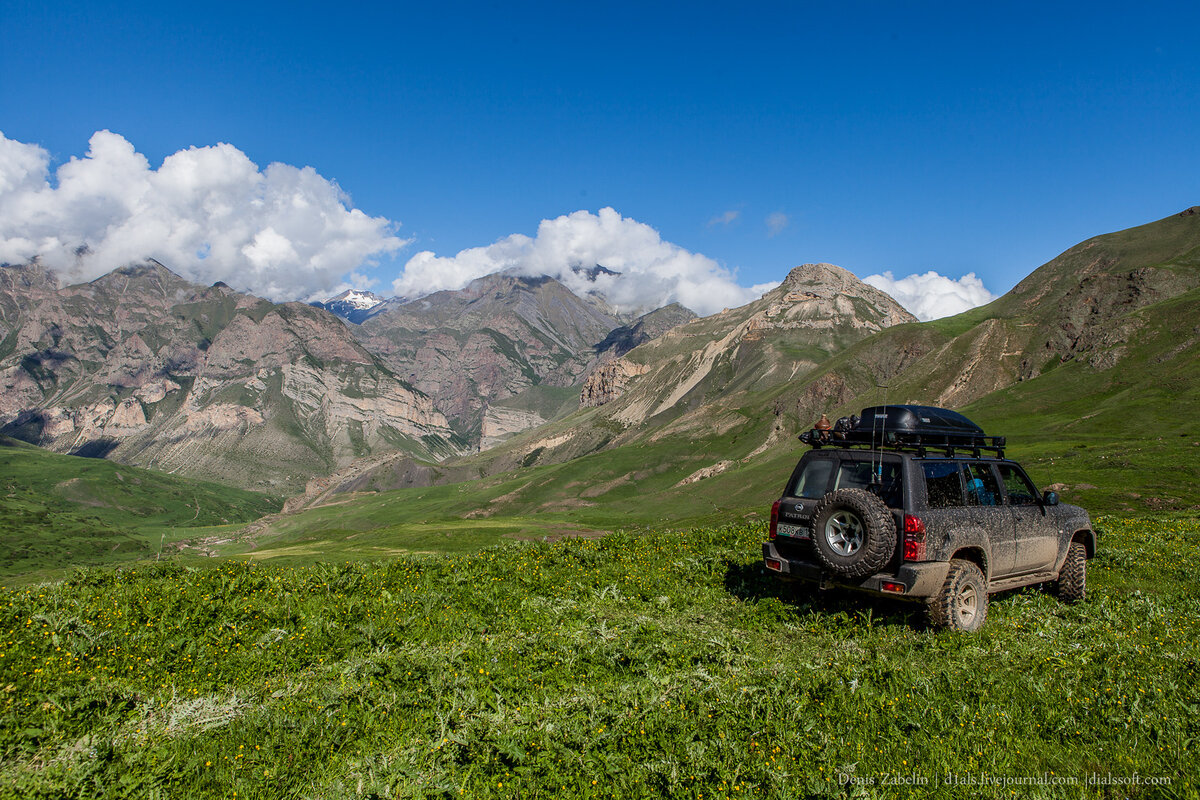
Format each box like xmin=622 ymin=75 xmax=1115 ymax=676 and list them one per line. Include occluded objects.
xmin=2 ymin=516 xmax=1197 ymax=798
xmin=0 ymin=437 xmax=281 ymax=584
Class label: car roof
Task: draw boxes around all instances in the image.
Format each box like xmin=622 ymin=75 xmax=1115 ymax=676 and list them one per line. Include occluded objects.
xmin=802 ymin=448 xmax=1015 ymax=465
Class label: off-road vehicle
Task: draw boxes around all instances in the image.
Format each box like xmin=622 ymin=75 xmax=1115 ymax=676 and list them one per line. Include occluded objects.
xmin=762 ymin=405 xmax=1095 ymax=631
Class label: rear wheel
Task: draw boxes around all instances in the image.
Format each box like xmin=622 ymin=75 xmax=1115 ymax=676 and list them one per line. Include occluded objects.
xmin=927 ymin=559 xmax=988 ymax=632
xmin=1053 ymin=541 xmax=1087 ymax=603
xmin=810 ymin=489 xmax=896 ymax=579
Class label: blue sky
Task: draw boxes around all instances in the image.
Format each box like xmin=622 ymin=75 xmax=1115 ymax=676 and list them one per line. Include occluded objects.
xmin=2 ymin=1 xmax=1197 ymax=317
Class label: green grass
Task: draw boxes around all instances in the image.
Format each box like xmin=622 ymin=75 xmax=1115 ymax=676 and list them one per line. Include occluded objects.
xmin=488 ymin=385 xmax=581 ymax=423
xmin=0 ymin=437 xmax=281 ymax=585
xmin=209 ymin=510 xmax=604 ymax=568
xmin=1 ymin=515 xmax=1197 ymax=798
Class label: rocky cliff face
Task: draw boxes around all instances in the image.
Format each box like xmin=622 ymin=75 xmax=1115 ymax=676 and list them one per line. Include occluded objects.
xmin=0 ymin=260 xmax=461 ymax=492
xmin=579 ymin=358 xmax=650 ymax=407
xmin=479 ymin=405 xmax=551 ymax=450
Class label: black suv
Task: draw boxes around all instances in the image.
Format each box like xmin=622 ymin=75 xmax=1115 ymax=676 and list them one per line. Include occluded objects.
xmin=762 ymin=405 xmax=1095 ymax=631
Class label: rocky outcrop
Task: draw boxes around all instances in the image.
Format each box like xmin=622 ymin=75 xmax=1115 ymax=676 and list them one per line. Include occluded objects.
xmin=579 ymin=359 xmax=650 ymax=407
xmin=673 ymin=460 xmax=735 ymax=487
xmin=769 ymin=263 xmax=917 ymax=331
xmin=480 ymin=406 xmax=548 ymax=450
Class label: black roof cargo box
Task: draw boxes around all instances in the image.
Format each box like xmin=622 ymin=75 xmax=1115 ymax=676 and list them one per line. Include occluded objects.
xmin=860 ymin=405 xmax=982 ymax=437
xmin=799 ymin=404 xmax=1005 ymax=457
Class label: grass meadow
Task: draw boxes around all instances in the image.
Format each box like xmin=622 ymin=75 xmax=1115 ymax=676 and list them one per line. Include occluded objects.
xmin=2 ymin=515 xmax=1197 ymax=798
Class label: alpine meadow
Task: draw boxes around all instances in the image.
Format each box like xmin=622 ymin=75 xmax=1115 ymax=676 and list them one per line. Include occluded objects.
xmin=1 ymin=204 xmax=1198 ymax=798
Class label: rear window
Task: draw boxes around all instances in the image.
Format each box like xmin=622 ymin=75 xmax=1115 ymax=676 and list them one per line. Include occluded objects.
xmin=789 ymin=458 xmax=834 ymax=499
xmin=833 ymin=460 xmax=902 ymax=508
xmin=922 ymin=461 xmax=964 ymax=507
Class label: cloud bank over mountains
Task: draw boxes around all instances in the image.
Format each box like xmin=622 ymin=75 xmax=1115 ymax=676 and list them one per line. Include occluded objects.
xmin=396 ymin=208 xmax=779 ymax=316
xmin=863 ymin=270 xmax=997 ymax=321
xmin=0 ymin=130 xmax=995 ymax=320
xmin=0 ymin=130 xmax=406 ymax=299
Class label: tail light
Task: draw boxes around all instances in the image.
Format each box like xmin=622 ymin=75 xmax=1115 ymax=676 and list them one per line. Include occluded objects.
xmin=769 ymin=500 xmax=780 ymax=540
xmin=902 ymin=514 xmax=926 ymax=561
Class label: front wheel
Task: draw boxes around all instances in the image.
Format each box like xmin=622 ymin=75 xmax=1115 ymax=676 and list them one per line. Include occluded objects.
xmin=927 ymin=559 xmax=988 ymax=632
xmin=1052 ymin=541 xmax=1087 ymax=603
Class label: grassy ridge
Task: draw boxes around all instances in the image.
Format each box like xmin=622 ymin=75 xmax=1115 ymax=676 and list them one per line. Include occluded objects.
xmin=966 ymin=288 xmax=1200 ymax=515
xmin=2 ymin=516 xmax=1197 ymax=798
xmin=0 ymin=437 xmax=281 ymax=583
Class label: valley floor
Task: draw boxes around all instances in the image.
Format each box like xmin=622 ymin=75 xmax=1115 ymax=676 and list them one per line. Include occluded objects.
xmin=2 ymin=515 xmax=1198 ymax=798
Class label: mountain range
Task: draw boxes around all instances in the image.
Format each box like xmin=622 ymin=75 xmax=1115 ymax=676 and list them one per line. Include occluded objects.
xmin=0 ymin=262 xmax=698 ymax=491
xmin=3 ymin=207 xmax=1198 ymax=529
xmin=0 ymin=261 xmax=461 ymax=493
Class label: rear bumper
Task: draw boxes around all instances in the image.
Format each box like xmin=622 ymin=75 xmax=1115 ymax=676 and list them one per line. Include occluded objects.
xmin=762 ymin=541 xmax=950 ymax=598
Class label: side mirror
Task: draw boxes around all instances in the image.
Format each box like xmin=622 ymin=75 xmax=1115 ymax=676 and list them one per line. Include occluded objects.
xmin=1042 ymin=490 xmax=1060 ymax=506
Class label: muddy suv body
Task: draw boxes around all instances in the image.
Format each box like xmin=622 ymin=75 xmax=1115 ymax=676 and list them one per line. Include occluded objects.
xmin=762 ymin=405 xmax=1095 ymax=631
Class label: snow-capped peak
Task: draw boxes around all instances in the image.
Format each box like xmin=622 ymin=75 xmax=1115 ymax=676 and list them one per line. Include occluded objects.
xmin=329 ymin=289 xmax=384 ymax=310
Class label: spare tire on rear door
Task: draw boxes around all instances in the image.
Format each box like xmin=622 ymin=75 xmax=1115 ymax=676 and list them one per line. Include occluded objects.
xmin=810 ymin=488 xmax=896 ymax=579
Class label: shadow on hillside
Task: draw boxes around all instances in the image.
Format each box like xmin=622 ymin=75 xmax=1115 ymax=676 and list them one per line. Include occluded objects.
xmin=69 ymin=438 xmax=121 ymax=459
xmin=723 ymin=561 xmax=928 ymax=630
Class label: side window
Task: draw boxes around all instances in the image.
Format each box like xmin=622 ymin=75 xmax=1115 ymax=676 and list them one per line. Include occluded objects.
xmin=790 ymin=459 xmax=834 ymax=499
xmin=964 ymin=463 xmax=1001 ymax=507
xmin=922 ymin=461 xmax=964 ymax=508
xmin=997 ymin=463 xmax=1039 ymax=505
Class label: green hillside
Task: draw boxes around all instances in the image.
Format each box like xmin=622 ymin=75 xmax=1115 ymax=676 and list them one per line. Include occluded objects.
xmin=2 ymin=517 xmax=1196 ymax=797
xmin=0 ymin=437 xmax=281 ymax=584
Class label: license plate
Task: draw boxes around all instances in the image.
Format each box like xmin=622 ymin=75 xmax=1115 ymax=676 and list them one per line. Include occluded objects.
xmin=776 ymin=523 xmax=808 ymax=538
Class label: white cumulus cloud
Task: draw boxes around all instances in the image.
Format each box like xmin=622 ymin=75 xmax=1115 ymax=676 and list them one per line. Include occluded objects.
xmin=394 ymin=207 xmax=774 ymax=316
xmin=0 ymin=130 xmax=407 ymax=300
xmin=863 ymin=270 xmax=997 ymax=321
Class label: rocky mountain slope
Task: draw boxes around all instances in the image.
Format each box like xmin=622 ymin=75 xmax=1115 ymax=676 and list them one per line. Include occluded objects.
xmin=478 ymin=262 xmax=916 ymax=471
xmin=352 ymin=273 xmax=696 ymax=444
xmin=0 ymin=260 xmax=462 ymax=493
xmin=775 ymin=206 xmax=1200 ymax=421
xmin=281 ymin=262 xmax=916 ymax=508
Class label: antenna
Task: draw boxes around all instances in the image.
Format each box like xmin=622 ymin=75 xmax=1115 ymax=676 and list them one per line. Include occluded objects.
xmin=870 ymin=378 xmax=889 ymax=484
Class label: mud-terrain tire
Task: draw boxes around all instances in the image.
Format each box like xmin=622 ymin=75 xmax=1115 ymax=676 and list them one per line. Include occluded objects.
xmin=927 ymin=559 xmax=988 ymax=632
xmin=1052 ymin=541 xmax=1087 ymax=604
xmin=809 ymin=489 xmax=896 ymax=579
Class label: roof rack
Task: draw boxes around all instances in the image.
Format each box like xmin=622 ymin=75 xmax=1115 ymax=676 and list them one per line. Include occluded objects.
xmin=798 ymin=404 xmax=1006 ymax=459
